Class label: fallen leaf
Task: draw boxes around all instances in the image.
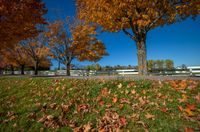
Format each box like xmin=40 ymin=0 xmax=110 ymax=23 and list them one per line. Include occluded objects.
xmin=179 ymin=80 xmax=187 ymax=90
xmin=56 ymin=86 xmax=59 ymax=91
xmin=178 ymin=94 xmax=188 ymax=103
xmin=137 ymin=121 xmax=147 ymax=128
xmin=13 ymin=123 xmax=17 ymax=127
xmin=38 ymin=115 xmax=47 ymax=123
xmin=112 ymin=97 xmax=118 ymax=103
xmin=178 ymin=106 xmax=183 ymax=112
xmin=186 ymin=104 xmax=196 ymax=111
xmin=61 ymin=104 xmax=70 ymax=113
xmin=77 ymin=104 xmax=89 ymax=112
xmin=127 ymin=82 xmax=135 ymax=88
xmin=47 ymin=115 xmax=54 ymax=120
xmin=184 ymin=127 xmax=194 ymax=132
xmin=99 ymin=100 xmax=104 ymax=106
xmin=139 ymin=97 xmax=147 ymax=106
xmin=119 ymin=104 xmax=124 ymax=109
xmin=185 ymin=108 xmax=195 ymax=117
xmin=131 ymin=113 xmax=139 ymax=121
xmin=142 ymin=90 xmax=146 ymax=94
xmin=101 ymin=88 xmax=109 ymax=96
xmin=157 ymin=93 xmax=162 ymax=98
xmin=83 ymin=123 xmax=92 ymax=132
xmin=27 ymin=112 xmax=36 ymax=120
xmin=145 ymin=113 xmax=155 ymax=119
xmin=160 ymin=107 xmax=168 ymax=113
xmin=120 ymin=98 xmax=130 ymax=104
xmin=125 ymin=90 xmax=129 ymax=94
xmin=117 ymin=83 xmax=122 ymax=88
xmin=49 ymin=103 xmax=57 ymax=109
xmin=131 ymin=89 xmax=136 ymax=94
xmin=194 ymin=93 xmax=200 ymax=103
xmin=119 ymin=117 xmax=127 ymax=126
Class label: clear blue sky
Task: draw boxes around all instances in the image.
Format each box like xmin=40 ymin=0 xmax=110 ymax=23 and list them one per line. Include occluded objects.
xmin=44 ymin=0 xmax=200 ymax=69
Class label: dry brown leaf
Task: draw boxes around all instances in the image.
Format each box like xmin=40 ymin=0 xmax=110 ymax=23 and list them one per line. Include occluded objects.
xmin=160 ymin=107 xmax=168 ymax=113
xmin=131 ymin=113 xmax=139 ymax=121
xmin=194 ymin=93 xmax=200 ymax=103
xmin=178 ymin=106 xmax=183 ymax=112
xmin=184 ymin=127 xmax=194 ymax=132
xmin=120 ymin=98 xmax=130 ymax=104
xmin=83 ymin=123 xmax=92 ymax=132
xmin=145 ymin=113 xmax=155 ymax=119
xmin=101 ymin=88 xmax=109 ymax=96
xmin=131 ymin=89 xmax=136 ymax=94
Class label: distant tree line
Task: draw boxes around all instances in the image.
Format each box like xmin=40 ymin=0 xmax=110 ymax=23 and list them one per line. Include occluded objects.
xmin=67 ymin=64 xmax=138 ymax=71
xmin=147 ymin=59 xmax=174 ymax=71
xmin=57 ymin=60 xmax=175 ymax=72
xmin=80 ymin=60 xmax=174 ymax=72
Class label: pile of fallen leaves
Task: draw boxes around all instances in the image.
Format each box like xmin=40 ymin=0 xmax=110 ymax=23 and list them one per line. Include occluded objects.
xmin=0 ymin=77 xmax=199 ymax=131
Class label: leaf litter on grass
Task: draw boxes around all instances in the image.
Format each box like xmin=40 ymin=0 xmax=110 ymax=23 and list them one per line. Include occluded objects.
xmin=0 ymin=77 xmax=200 ymax=131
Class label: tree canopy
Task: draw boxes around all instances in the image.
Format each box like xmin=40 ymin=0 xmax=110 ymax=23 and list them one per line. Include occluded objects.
xmin=76 ymin=0 xmax=200 ymax=75
xmin=0 ymin=0 xmax=47 ymax=49
xmin=46 ymin=17 xmax=108 ymax=75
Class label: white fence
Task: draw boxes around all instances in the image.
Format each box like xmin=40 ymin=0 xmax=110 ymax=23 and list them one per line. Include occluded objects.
xmin=187 ymin=66 xmax=200 ymax=76
xmin=116 ymin=69 xmax=138 ymax=75
xmin=1 ymin=66 xmax=200 ymax=76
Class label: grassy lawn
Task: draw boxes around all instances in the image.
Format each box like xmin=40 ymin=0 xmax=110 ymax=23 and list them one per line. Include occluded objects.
xmin=0 ymin=77 xmax=200 ymax=131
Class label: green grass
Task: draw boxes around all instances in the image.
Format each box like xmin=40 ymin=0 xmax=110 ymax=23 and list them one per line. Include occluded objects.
xmin=0 ymin=77 xmax=200 ymax=131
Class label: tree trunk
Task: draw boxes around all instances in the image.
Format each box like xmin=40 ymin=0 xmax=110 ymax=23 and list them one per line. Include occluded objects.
xmin=21 ymin=65 xmax=25 ymax=75
xmin=136 ymin=38 xmax=148 ymax=75
xmin=34 ymin=61 xmax=39 ymax=75
xmin=58 ymin=61 xmax=61 ymax=70
xmin=66 ymin=62 xmax=71 ymax=76
xmin=11 ymin=65 xmax=14 ymax=75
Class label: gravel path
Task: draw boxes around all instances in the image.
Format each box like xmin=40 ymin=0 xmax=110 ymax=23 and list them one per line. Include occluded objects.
xmin=32 ymin=75 xmax=200 ymax=81
xmin=59 ymin=75 xmax=200 ymax=81
xmin=1 ymin=75 xmax=200 ymax=81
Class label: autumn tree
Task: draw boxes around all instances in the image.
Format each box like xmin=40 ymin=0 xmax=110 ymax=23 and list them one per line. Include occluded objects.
xmin=0 ymin=54 xmax=6 ymax=74
xmin=76 ymin=0 xmax=200 ymax=75
xmin=147 ymin=60 xmax=156 ymax=70
xmin=21 ymin=34 xmax=51 ymax=75
xmin=165 ymin=59 xmax=174 ymax=70
xmin=0 ymin=44 xmax=32 ymax=75
xmin=156 ymin=60 xmax=165 ymax=69
xmin=0 ymin=49 xmax=18 ymax=75
xmin=0 ymin=0 xmax=47 ymax=49
xmin=46 ymin=18 xmax=107 ymax=76
xmin=85 ymin=64 xmax=102 ymax=71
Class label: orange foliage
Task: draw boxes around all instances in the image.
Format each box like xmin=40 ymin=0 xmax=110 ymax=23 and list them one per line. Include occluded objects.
xmin=0 ymin=45 xmax=30 ymax=68
xmin=76 ymin=0 xmax=200 ymax=75
xmin=77 ymin=0 xmax=200 ymax=32
xmin=168 ymin=80 xmax=188 ymax=90
xmin=46 ymin=17 xmax=107 ymax=75
xmin=0 ymin=0 xmax=47 ymax=49
xmin=46 ymin=18 xmax=107 ymax=64
xmin=20 ymin=34 xmax=51 ymax=74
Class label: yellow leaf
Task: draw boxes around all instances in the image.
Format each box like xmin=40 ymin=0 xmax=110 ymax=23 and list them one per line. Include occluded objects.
xmin=117 ymin=83 xmax=122 ymax=88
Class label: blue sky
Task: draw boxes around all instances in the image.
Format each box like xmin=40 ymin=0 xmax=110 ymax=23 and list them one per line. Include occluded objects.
xmin=44 ymin=0 xmax=200 ymax=69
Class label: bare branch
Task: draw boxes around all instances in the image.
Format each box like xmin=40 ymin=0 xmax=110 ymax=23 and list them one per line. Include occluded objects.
xmin=122 ymin=28 xmax=136 ymax=40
